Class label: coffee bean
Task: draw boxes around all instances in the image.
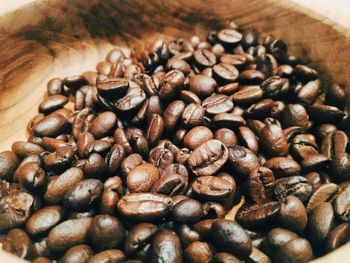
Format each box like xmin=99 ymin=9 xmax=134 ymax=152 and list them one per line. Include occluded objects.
xmin=172 ymin=199 xmax=203 ymax=224
xmin=232 ymin=85 xmax=263 ymax=105
xmin=260 ymin=124 xmax=289 ymax=157
xmin=182 ymin=103 xmax=205 ymax=128
xmin=2 ymin=228 xmax=33 ymax=259
xmin=44 ymin=146 xmax=75 ymax=173
xmin=308 ymin=104 xmax=345 ymax=124
xmin=202 ymin=94 xmax=234 ymax=115
xmin=324 ymin=223 xmax=350 ymax=252
xmin=278 ymin=195 xmax=307 ymax=233
xmin=46 ymin=217 xmax=92 ymax=253
xmin=217 ymin=29 xmax=242 ymax=45
xmin=47 ymin=78 xmax=63 ymax=96
xmin=0 ymin=151 xmax=19 ymax=181
xmin=63 ymin=75 xmax=89 ymax=90
xmin=159 ymin=70 xmax=185 ymax=100
xmin=192 ymin=176 xmax=233 ymax=201
xmin=184 ymin=241 xmax=214 ymax=263
xmin=247 ymin=167 xmax=275 ymax=204
xmin=184 ymin=126 xmax=213 ymax=150
xmin=212 ymin=113 xmax=246 ymax=128
xmin=282 ymin=104 xmax=310 ymax=129
xmin=293 ymin=65 xmax=318 ymax=82
xmin=151 ymin=230 xmax=182 ymax=263
xmin=238 ymin=70 xmax=265 ymax=85
xmin=228 ymin=145 xmax=260 ymax=178
xmin=117 ymin=193 xmax=172 ymax=221
xmin=11 ymin=141 xmax=44 ymax=158
xmin=214 ymin=128 xmax=237 ymax=147
xmin=213 ymin=63 xmax=239 ymax=83
xmin=194 ymin=49 xmax=216 ymax=68
xmin=265 ymin=157 xmax=300 ymax=178
xmin=212 ymin=252 xmax=241 ymax=263
xmin=148 ymin=147 xmax=174 ymax=170
xmin=188 ymin=139 xmax=228 ymax=176
xmin=274 ymin=176 xmax=313 ymax=203
xmin=333 ymin=184 xmax=350 ymax=222
xmin=127 ymin=163 xmax=159 ymax=193
xmin=89 ymin=249 xmax=125 ymax=263
xmin=61 ymin=244 xmax=93 ymax=263
xmin=146 ymin=114 xmax=164 ymax=145
xmin=211 ymin=219 xmax=252 ymax=258
xmin=152 ymin=172 xmax=188 ymax=196
xmin=274 ymin=237 xmax=313 ymax=263
xmin=33 ymin=113 xmax=69 ymax=137
xmin=115 ymin=81 xmax=146 ymax=112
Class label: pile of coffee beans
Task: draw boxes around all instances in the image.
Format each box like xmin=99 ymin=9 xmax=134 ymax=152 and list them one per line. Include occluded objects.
xmin=1 ymin=20 xmax=350 ymax=263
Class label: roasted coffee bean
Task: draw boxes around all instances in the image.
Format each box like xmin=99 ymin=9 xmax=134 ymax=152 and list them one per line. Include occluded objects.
xmin=46 ymin=217 xmax=92 ymax=253
xmin=105 ymin=143 xmax=125 ymax=174
xmin=151 ymin=230 xmax=182 ymax=263
xmin=44 ymin=146 xmax=75 ymax=172
xmin=324 ymin=223 xmax=350 ymax=252
xmin=32 ymin=257 xmax=54 ymax=263
xmin=261 ymin=76 xmax=289 ymax=98
xmin=166 ymin=58 xmax=191 ymax=74
xmin=217 ymin=29 xmax=242 ymax=45
xmin=232 ymin=85 xmax=263 ymax=105
xmin=47 ymin=78 xmax=63 ymax=96
xmin=228 ymin=145 xmax=260 ymax=178
xmin=97 ymin=78 xmax=128 ymax=98
xmin=212 ymin=252 xmax=241 ymax=263
xmin=265 ymin=157 xmax=300 ymax=178
xmin=260 ymin=124 xmax=288 ymax=157
xmin=88 ymin=249 xmax=126 ymax=263
xmin=274 ymin=176 xmax=313 ymax=203
xmin=236 ymin=201 xmax=280 ymax=229
xmin=148 ymin=147 xmax=174 ymax=170
xmin=180 ymin=90 xmax=201 ymax=105
xmin=61 ymin=244 xmax=93 ymax=263
xmin=293 ymin=65 xmax=318 ymax=82
xmin=88 ymin=215 xmax=125 ymax=250
xmin=76 ymin=153 xmax=107 ymax=179
xmin=211 ymin=219 xmax=252 ymax=258
xmin=184 ymin=241 xmax=214 ymax=263
xmin=127 ymin=163 xmax=159 ymax=193
xmin=159 ymin=70 xmax=185 ymax=100
xmin=213 ymin=63 xmax=239 ymax=83
xmin=282 ymin=104 xmax=310 ymax=129
xmin=44 ymin=168 xmax=84 ymax=204
xmin=192 ymin=176 xmax=233 ymax=201
xmin=333 ymin=184 xmax=350 ymax=222
xmin=247 ymin=167 xmax=275 ymax=204
xmin=189 ymin=74 xmax=217 ymax=98
xmin=0 ymin=151 xmax=19 ymax=181
xmin=278 ymin=195 xmax=307 ymax=233
xmin=63 ymin=179 xmax=103 ymax=211
xmin=115 ymin=82 xmax=146 ymax=112
xmin=172 ymin=199 xmax=203 ymax=224
xmin=264 ymin=228 xmax=298 ymax=252
xmin=236 ymin=126 xmax=259 ymax=154
xmin=11 ymin=141 xmax=44 ymax=158
xmin=308 ymin=104 xmax=345 ymax=124
xmin=117 ymin=193 xmax=172 ymax=221
xmin=202 ymin=94 xmax=234 ymax=115
xmin=89 ymin=111 xmax=117 ymax=139
xmin=2 ymin=228 xmax=33 ymax=259
xmin=244 ymin=98 xmax=274 ymax=119
xmin=26 ymin=205 xmax=66 ymax=237
xmin=163 ymin=100 xmax=185 ymax=132
xmin=202 ymin=202 xmax=226 ymax=219
xmin=152 ymin=173 xmax=188 ymax=196
xmin=194 ymin=49 xmax=216 ymax=68
xmin=121 ymin=153 xmax=143 ymax=178
xmin=63 ymin=75 xmax=89 ymax=90
xmin=188 ymin=139 xmax=228 ymax=176
xmin=178 ymin=224 xmax=200 ymax=247
xmin=274 ymin=237 xmax=313 ymax=263
xmin=184 ymin=126 xmax=213 ymax=150
xmin=213 ymin=113 xmax=246 ymax=128
xmin=33 ymin=113 xmax=69 ymax=137
xmin=100 ymin=176 xmax=123 ymax=215
xmin=0 ymin=191 xmax=34 ymax=231
xmin=182 ymin=103 xmax=205 ymax=128
xmin=214 ymin=128 xmax=237 ymax=147
xmin=146 ymin=114 xmax=164 ymax=145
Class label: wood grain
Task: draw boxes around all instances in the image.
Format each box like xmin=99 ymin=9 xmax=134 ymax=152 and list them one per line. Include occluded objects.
xmin=0 ymin=0 xmax=350 ymax=262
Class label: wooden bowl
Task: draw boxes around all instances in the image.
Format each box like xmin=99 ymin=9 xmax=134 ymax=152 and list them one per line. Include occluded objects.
xmin=0 ymin=0 xmax=350 ymax=262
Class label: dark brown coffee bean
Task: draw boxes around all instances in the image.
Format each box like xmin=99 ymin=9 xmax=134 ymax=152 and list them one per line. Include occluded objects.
xmin=213 ymin=63 xmax=239 ymax=83
xmin=46 ymin=217 xmax=92 ymax=252
xmin=333 ymin=184 xmax=350 ymax=222
xmin=212 ymin=113 xmax=246 ymax=128
xmin=278 ymin=195 xmax=307 ymax=233
xmin=15 ymin=162 xmax=46 ymax=192
xmin=2 ymin=228 xmax=33 ymax=259
xmin=33 ymin=113 xmax=69 ymax=137
xmin=265 ymin=157 xmax=300 ymax=178
xmin=214 ymin=128 xmax=237 ymax=147
xmin=76 ymin=153 xmax=107 ymax=179
xmin=261 ymin=76 xmax=289 ymax=98
xmin=100 ymin=176 xmax=123 ymax=215
xmin=296 ymin=79 xmax=321 ymax=104
xmin=202 ymin=202 xmax=226 ymax=219
xmin=188 ymin=74 xmax=217 ymax=98
xmin=282 ymin=104 xmax=310 ymax=129
xmin=172 ymin=199 xmax=203 ymax=224
xmin=63 ymin=75 xmax=89 ymax=90
xmin=47 ymin=78 xmax=63 ymax=96
xmin=127 ymin=163 xmax=159 ymax=193
xmin=308 ymin=104 xmax=345 ymax=124
xmin=163 ymin=100 xmax=185 ymax=132
xmin=89 ymin=111 xmax=117 ymax=139
xmin=115 ymin=81 xmax=146 ymax=112
xmin=260 ymin=124 xmax=289 ymax=157
xmin=228 ymin=145 xmax=260 ymax=178
xmin=0 ymin=151 xmax=19 ymax=181
xmin=184 ymin=126 xmax=213 ymax=150
xmin=151 ymin=230 xmax=182 ymax=263
xmin=306 ymin=183 xmax=338 ymax=213
xmin=244 ymin=99 xmax=274 ymax=119
xmin=293 ymin=65 xmax=318 ymax=82
xmin=120 ymin=153 xmax=143 ymax=178
xmin=188 ymin=139 xmax=228 ymax=176
xmin=232 ymin=85 xmax=263 ymax=105
xmin=32 ymin=257 xmax=54 ymax=263
xmin=146 ymin=114 xmax=164 ymax=145
xmin=152 ymin=173 xmax=188 ymax=196
xmin=274 ymin=237 xmax=313 ymax=263
xmin=274 ymin=176 xmax=313 ymax=203
xmin=324 ymin=223 xmax=350 ymax=252
xmin=44 ymin=168 xmax=84 ymax=204
xmin=11 ymin=141 xmax=44 ymax=158
xmin=41 ymin=137 xmax=69 ymax=152
xmin=182 ymin=103 xmax=205 ymax=128
xmin=44 ymin=146 xmax=75 ymax=172
xmin=159 ymin=70 xmax=185 ymax=100
xmin=217 ymin=29 xmax=242 ymax=45
xmin=211 ymin=219 xmax=252 ymax=258
xmin=239 ymin=70 xmax=265 ymax=85
xmin=265 ymin=228 xmax=298 ymax=251
xmin=192 ymin=176 xmax=233 ymax=201
xmin=117 ymin=193 xmax=172 ymax=221
xmin=202 ymin=94 xmax=234 ymax=115
xmin=217 ymin=82 xmax=240 ymax=95
xmin=148 ymin=147 xmax=174 ymax=170
xmin=88 ymin=215 xmax=125 ymax=250
xmin=26 ymin=205 xmax=65 ymax=237
xmin=237 ymin=126 xmax=259 ymax=154
xmin=180 ymin=90 xmax=201 ymax=105
xmin=194 ymin=49 xmax=217 ymax=68
xmin=247 ymin=167 xmax=275 ymax=204
xmin=166 ymin=58 xmax=191 ymax=74
xmin=236 ymin=201 xmax=280 ymax=229
xmin=97 ymin=78 xmax=129 ymax=98
xmin=63 ymin=179 xmax=103 ymax=211
xmin=89 ymin=249 xmax=126 ymax=263
xmin=38 ymin=95 xmax=68 ymax=115
xmin=105 ymin=143 xmax=125 ymax=174
xmin=61 ymin=244 xmax=93 ymax=263
xmin=184 ymin=241 xmax=214 ymax=263
xmin=212 ymin=252 xmax=241 ymax=263
xmin=220 ymin=54 xmax=247 ymax=68
xmin=0 ymin=191 xmax=34 ymax=231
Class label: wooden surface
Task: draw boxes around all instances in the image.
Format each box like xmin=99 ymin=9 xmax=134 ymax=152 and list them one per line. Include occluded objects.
xmin=0 ymin=0 xmax=350 ymax=262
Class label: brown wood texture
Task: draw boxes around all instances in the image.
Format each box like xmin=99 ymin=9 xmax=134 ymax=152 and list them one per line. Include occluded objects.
xmin=0 ymin=0 xmax=350 ymax=262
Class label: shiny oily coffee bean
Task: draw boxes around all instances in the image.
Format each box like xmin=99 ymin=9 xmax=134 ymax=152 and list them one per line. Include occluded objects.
xmin=202 ymin=94 xmax=234 ymax=116
xmin=180 ymin=90 xmax=201 ymax=105
xmin=308 ymin=104 xmax=345 ymax=124
xmin=63 ymin=75 xmax=89 ymax=90
xmin=282 ymin=104 xmax=310 ymax=129
xmin=228 ymin=145 xmax=260 ymax=178
xmin=14 ymin=162 xmax=46 ymax=192
xmin=212 ymin=113 xmax=246 ymax=129
xmin=324 ymin=223 xmax=350 ymax=253
xmin=2 ymin=228 xmax=33 ymax=260
xmin=274 ymin=237 xmax=313 ymax=263
xmin=26 ymin=205 xmax=66 ymax=237
xmin=274 ymin=176 xmax=313 ymax=203
xmin=11 ymin=141 xmax=44 ymax=158
xmin=213 ymin=63 xmax=239 ymax=83
xmin=47 ymin=77 xmax=63 ymax=95
xmin=189 ymin=74 xmax=217 ymax=98
xmin=214 ymin=128 xmax=237 ymax=147
xmin=293 ymin=64 xmax=318 ymax=82
xmin=61 ymin=244 xmax=93 ymax=263
xmin=172 ymin=199 xmax=203 ymax=224
xmin=244 ymin=98 xmax=274 ymax=119
xmin=178 ymin=224 xmax=200 ymax=247
xmin=46 ymin=217 xmax=92 ymax=253
xmin=188 ymin=139 xmax=228 ymax=176
xmin=151 ymin=230 xmax=182 ymax=263
xmin=124 ymin=223 xmax=157 ymax=256
xmin=212 ymin=252 xmax=241 ymax=263
xmin=97 ymin=78 xmax=129 ymax=98
xmin=146 ymin=114 xmax=164 ymax=145
xmin=152 ymin=173 xmax=188 ymax=196
xmin=38 ymin=95 xmax=68 ymax=115
xmin=247 ymin=167 xmax=276 ymax=204
xmin=100 ymin=176 xmax=124 ymax=215
xmin=127 ymin=163 xmax=160 ymax=193
xmin=260 ymin=124 xmax=289 ymax=157
xmin=117 ymin=193 xmax=172 ymax=221
xmin=44 ymin=146 xmax=75 ymax=172
xmin=159 ymin=69 xmax=185 ymax=100
xmin=106 ymin=143 xmax=125 ymax=174
xmin=121 ymin=153 xmax=144 ymax=178
xmin=237 ymin=126 xmax=259 ymax=154
xmin=32 ymin=113 xmax=69 ymax=138
xmin=211 ymin=219 xmax=252 ymax=258
xmin=217 ymin=28 xmax=242 ymax=45
xmin=278 ymin=195 xmax=307 ymax=233
xmin=306 ymin=183 xmax=338 ymax=212
xmin=63 ymin=179 xmax=103 ymax=211
xmin=89 ymin=249 xmax=126 ymax=263
xmin=89 ymin=111 xmax=117 ymax=139
xmin=194 ymin=49 xmax=217 ymax=68
xmin=184 ymin=241 xmax=214 ymax=263
xmin=182 ymin=103 xmax=205 ymax=128
xmin=0 ymin=151 xmax=19 ymax=181
xmin=115 ymin=82 xmax=146 ymax=112
xmin=232 ymin=85 xmax=264 ymax=105
xmin=264 ymin=157 xmax=300 ymax=178
xmin=148 ymin=147 xmax=174 ymax=170
xmin=183 ymin=126 xmax=213 ymax=150
xmin=236 ymin=201 xmax=281 ymax=229
xmin=163 ymin=100 xmax=185 ymax=131
xmin=192 ymin=176 xmax=234 ymax=201
xmin=88 ymin=215 xmax=125 ymax=250
xmin=333 ymin=184 xmax=350 ymax=222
